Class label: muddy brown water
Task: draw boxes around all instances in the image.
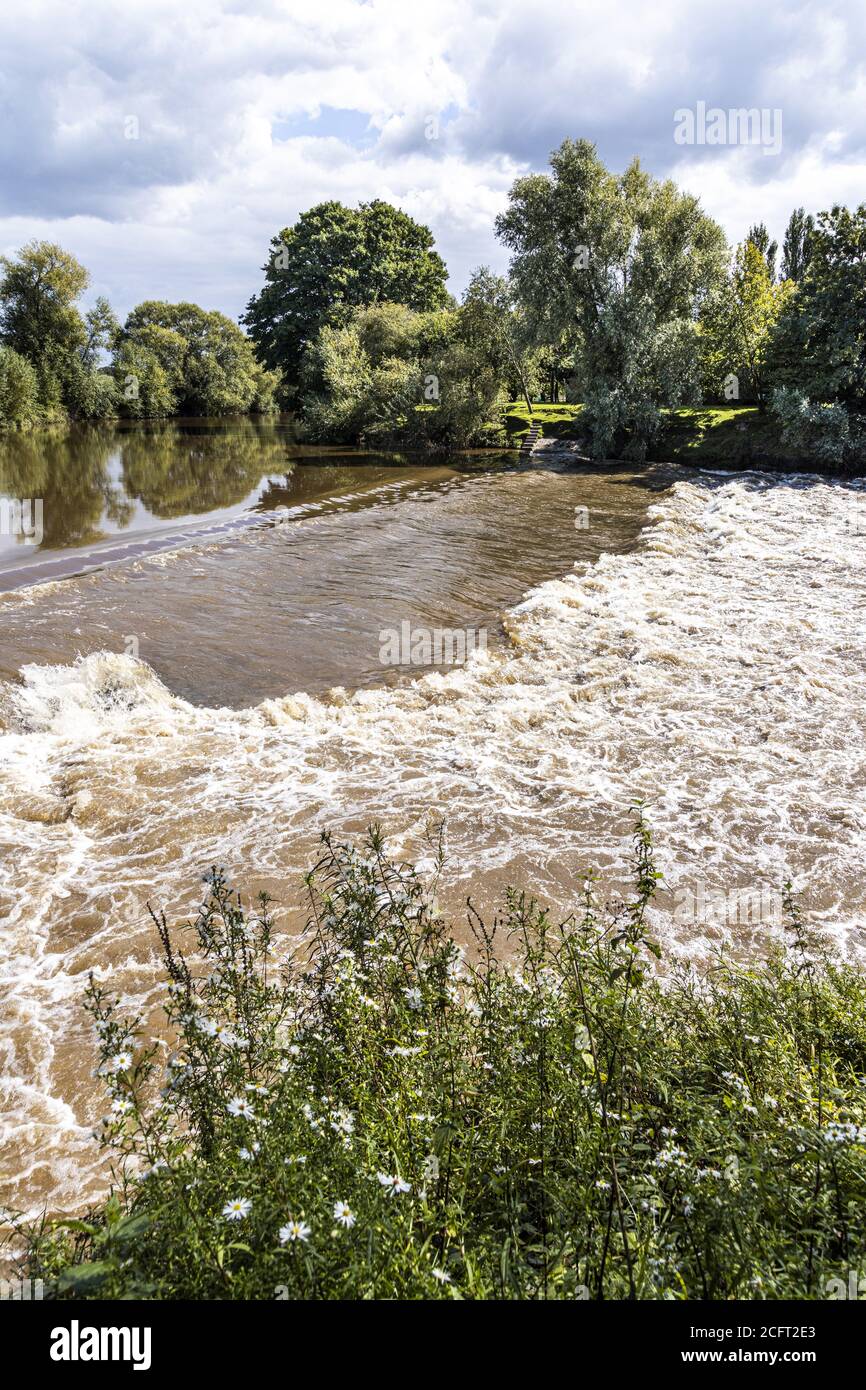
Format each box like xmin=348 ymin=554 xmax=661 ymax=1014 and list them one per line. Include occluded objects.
xmin=1 ymin=418 xmax=865 ymax=1213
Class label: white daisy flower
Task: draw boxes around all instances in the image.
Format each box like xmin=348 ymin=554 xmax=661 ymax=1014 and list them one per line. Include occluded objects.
xmin=333 ymin=1201 xmax=356 ymax=1229
xmin=227 ymin=1096 xmax=255 ymax=1119
xmin=329 ymin=1108 xmax=355 ymax=1137
xmin=222 ymin=1197 xmax=251 ymax=1221
xmin=279 ymin=1218 xmax=311 ymax=1244
xmin=377 ymin=1172 xmax=411 ymax=1196
xmin=111 ymin=1051 xmax=133 ymax=1072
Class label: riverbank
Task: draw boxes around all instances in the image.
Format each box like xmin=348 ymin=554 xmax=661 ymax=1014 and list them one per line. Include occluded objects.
xmin=500 ymin=402 xmax=866 ymax=474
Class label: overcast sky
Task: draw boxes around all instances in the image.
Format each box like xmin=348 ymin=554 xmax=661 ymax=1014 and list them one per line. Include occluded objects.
xmin=2 ymin=0 xmax=863 ymax=322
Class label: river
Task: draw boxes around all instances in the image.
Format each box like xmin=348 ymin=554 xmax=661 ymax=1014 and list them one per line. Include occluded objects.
xmin=1 ymin=418 xmax=865 ymax=1213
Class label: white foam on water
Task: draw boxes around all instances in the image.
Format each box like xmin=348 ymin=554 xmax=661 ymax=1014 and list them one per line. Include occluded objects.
xmin=1 ymin=470 xmax=866 ymax=1211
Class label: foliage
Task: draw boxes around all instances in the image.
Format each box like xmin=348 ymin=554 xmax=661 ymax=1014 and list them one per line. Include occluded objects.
xmin=0 ymin=345 xmax=41 ymax=428
xmin=300 ymin=295 xmax=508 ymax=448
xmin=243 ymin=201 xmax=450 ymax=391
xmin=116 ymin=302 xmax=281 ymax=418
xmin=699 ymin=242 xmax=794 ymax=406
xmin=60 ymin=361 xmax=119 ymax=422
xmin=111 ymin=340 xmax=177 ymax=420
xmin=301 ymin=302 xmax=434 ymax=444
xmin=0 ymin=240 xmax=89 ymax=364
xmin=457 ymin=268 xmax=537 ymax=413
xmin=495 ymin=139 xmax=728 ymax=459
xmin=16 ymin=818 xmax=866 ymax=1301
xmin=745 ymin=223 xmax=778 ymax=282
xmin=767 ymin=204 xmax=866 ymax=411
xmin=780 ymin=209 xmax=815 ymax=284
xmin=81 ymin=297 xmax=121 ymax=369
xmin=769 ymin=387 xmax=859 ymax=467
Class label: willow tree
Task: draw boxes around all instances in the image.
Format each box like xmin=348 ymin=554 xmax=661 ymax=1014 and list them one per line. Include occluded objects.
xmin=495 ymin=139 xmax=728 ymax=458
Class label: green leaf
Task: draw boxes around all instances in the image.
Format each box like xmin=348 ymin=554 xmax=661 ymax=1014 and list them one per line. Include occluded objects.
xmin=112 ymin=1213 xmax=151 ymax=1243
xmin=57 ymin=1260 xmax=115 ymax=1293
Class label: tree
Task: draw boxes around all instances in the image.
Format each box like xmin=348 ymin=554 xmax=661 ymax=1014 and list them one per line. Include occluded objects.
xmin=299 ymin=293 xmax=509 ymax=449
xmin=81 ymin=296 xmax=121 ymax=368
xmin=300 ymin=301 xmax=444 ymax=444
xmin=746 ymin=223 xmax=778 ymax=281
xmin=112 ymin=340 xmax=176 ymax=419
xmin=116 ymin=301 xmax=280 ymax=416
xmin=780 ymin=208 xmax=815 ymax=283
xmin=243 ymin=201 xmax=450 ymax=391
xmin=457 ymin=269 xmax=535 ymax=414
xmin=0 ymin=240 xmax=88 ymax=363
xmin=699 ymin=240 xmax=794 ymax=406
xmin=0 ymin=242 xmax=124 ymax=421
xmin=767 ymin=204 xmax=866 ymax=409
xmin=495 ymin=139 xmax=728 ymax=457
xmin=0 ymin=345 xmax=40 ymax=427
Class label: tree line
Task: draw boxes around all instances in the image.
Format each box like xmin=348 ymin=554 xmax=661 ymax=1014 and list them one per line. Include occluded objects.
xmin=2 ymin=140 xmax=864 ymax=463
xmin=0 ymin=246 xmax=281 ymax=429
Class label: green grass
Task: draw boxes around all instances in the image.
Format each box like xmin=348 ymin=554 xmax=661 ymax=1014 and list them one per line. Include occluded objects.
xmin=651 ymin=407 xmax=803 ymax=465
xmin=497 ymin=401 xmax=584 ymax=445
xmin=11 ymin=815 xmax=866 ymax=1301
xmin=492 ymin=402 xmax=793 ymax=459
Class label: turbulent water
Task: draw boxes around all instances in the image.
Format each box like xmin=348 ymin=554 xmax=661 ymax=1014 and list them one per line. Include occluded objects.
xmin=1 ymin=442 xmax=865 ymax=1214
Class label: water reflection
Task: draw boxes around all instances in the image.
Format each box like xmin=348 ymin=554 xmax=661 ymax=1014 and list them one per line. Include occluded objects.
xmin=0 ymin=418 xmax=516 ymax=587
xmin=117 ymin=423 xmax=292 ymax=519
xmin=0 ymin=419 xmax=303 ymax=561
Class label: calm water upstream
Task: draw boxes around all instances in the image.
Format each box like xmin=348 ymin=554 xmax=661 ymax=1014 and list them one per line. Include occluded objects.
xmin=1 ymin=418 xmax=865 ymax=1212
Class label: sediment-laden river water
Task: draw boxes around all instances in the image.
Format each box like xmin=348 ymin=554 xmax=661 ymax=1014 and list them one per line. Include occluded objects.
xmin=1 ymin=420 xmax=865 ymax=1213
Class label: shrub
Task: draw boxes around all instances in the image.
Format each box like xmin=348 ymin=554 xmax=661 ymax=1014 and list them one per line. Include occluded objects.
xmin=62 ymin=361 xmax=120 ymax=421
xmin=14 ymin=817 xmax=866 ymax=1300
xmin=0 ymin=345 xmax=40 ymax=427
xmin=769 ymin=386 xmax=859 ymax=466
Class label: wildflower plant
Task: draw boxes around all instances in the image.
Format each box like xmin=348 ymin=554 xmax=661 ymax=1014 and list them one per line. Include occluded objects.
xmin=15 ymin=813 xmax=866 ymax=1299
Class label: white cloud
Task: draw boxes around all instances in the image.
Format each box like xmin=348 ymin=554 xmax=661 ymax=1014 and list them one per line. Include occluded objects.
xmin=1 ymin=0 xmax=864 ymax=321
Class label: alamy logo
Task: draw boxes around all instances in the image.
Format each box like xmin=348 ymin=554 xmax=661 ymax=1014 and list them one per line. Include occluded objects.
xmin=379 ymin=621 xmax=487 ymax=667
xmin=674 ymin=102 xmax=782 ymax=156
xmin=0 ymin=1277 xmax=43 ymax=1299
xmin=826 ymin=1270 xmax=866 ymax=1300
xmin=0 ymin=497 xmax=43 ymax=545
xmin=49 ymin=1320 xmax=152 ymax=1371
xmin=673 ymin=884 xmax=782 ymax=927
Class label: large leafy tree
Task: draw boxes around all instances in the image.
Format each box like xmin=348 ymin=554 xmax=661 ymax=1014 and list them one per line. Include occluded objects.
xmin=0 ymin=240 xmax=89 ymax=362
xmin=457 ymin=268 xmax=537 ymax=413
xmin=699 ymin=240 xmax=794 ymax=406
xmin=495 ymin=139 xmax=728 ymax=457
xmin=768 ymin=204 xmax=866 ymax=409
xmin=300 ymin=301 xmax=451 ymax=443
xmin=243 ymin=200 xmax=450 ymax=391
xmin=115 ymin=301 xmax=280 ymax=417
xmin=0 ymin=241 xmax=121 ymax=420
xmin=746 ymin=223 xmax=778 ymax=281
xmin=780 ymin=209 xmax=815 ymax=283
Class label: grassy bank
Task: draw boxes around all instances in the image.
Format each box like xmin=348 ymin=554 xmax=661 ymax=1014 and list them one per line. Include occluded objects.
xmin=495 ymin=401 xmax=819 ymax=466
xmin=11 ymin=816 xmax=866 ymax=1300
